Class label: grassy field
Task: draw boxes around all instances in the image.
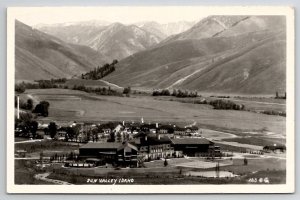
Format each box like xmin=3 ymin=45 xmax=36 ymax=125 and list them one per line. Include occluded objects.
xmin=65 ymin=79 xmax=108 ymax=87
xmin=15 ymin=140 xmax=81 ymax=155
xmin=46 ymin=156 xmax=286 ymax=185
xmin=219 ymin=157 xmax=286 ymax=175
xmin=222 ymin=137 xmax=285 ymax=147
xmin=47 ymin=170 xmax=285 ymax=184
xmin=15 ymin=137 xmax=31 ymax=142
xmin=24 ymin=89 xmax=286 ymax=137
xmin=15 ymin=160 xmax=52 ymax=185
xmin=155 ymin=95 xmax=286 ymax=113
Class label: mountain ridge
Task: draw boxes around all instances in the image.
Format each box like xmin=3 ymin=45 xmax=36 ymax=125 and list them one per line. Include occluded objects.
xmin=15 ymin=20 xmax=108 ymax=80
xmin=104 ymin=16 xmax=286 ymax=95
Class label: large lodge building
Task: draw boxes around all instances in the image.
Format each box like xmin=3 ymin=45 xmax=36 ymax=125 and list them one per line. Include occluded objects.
xmin=79 ymin=122 xmax=220 ymax=167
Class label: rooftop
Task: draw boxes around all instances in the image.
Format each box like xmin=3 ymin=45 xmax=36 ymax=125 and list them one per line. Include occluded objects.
xmin=117 ymin=142 xmax=138 ymax=151
xmin=79 ymin=142 xmax=138 ymax=151
xmin=134 ymin=135 xmax=172 ymax=146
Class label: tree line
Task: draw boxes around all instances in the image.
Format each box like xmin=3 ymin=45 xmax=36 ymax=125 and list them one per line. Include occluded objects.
xmin=152 ymin=89 xmax=198 ymax=98
xmin=81 ymin=60 xmax=118 ymax=80
xmin=15 ymin=79 xmax=68 ymax=93
xmin=72 ymin=84 xmax=121 ymax=96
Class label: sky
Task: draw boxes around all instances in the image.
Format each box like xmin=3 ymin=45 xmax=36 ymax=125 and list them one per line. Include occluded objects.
xmin=12 ymin=7 xmax=209 ymax=26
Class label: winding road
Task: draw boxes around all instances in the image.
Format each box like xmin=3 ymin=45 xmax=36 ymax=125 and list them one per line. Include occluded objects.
xmin=34 ymin=173 xmax=72 ymax=185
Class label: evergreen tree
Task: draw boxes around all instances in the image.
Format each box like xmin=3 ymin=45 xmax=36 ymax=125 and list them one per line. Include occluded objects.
xmin=164 ymin=158 xmax=168 ymax=167
xmin=48 ymin=122 xmax=57 ymax=139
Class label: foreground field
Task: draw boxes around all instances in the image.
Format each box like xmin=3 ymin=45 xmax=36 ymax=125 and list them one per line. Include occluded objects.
xmin=24 ymin=89 xmax=286 ymax=137
xmin=46 ymin=156 xmax=285 ymax=185
xmin=14 ymin=139 xmax=286 ymax=185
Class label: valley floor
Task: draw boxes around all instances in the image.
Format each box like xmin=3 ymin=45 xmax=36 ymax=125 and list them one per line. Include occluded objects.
xmin=15 ymin=88 xmax=287 ymax=185
xmin=24 ymin=88 xmax=286 ymax=136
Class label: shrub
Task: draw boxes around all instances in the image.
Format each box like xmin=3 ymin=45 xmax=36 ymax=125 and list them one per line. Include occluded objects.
xmin=15 ymin=84 xmax=25 ymax=93
xmin=209 ymin=99 xmax=245 ymax=110
xmin=33 ymin=101 xmax=50 ymax=117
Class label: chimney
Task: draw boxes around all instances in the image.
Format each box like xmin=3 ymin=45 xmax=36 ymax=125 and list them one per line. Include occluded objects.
xmin=157 ymin=134 xmax=160 ymax=140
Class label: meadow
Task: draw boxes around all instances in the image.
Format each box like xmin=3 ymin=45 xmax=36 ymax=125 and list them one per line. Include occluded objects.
xmin=46 ymin=156 xmax=285 ymax=185
xmin=24 ymin=88 xmax=286 ymax=138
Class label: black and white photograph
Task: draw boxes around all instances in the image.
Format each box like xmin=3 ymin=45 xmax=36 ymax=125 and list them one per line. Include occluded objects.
xmin=6 ymin=6 xmax=295 ymax=193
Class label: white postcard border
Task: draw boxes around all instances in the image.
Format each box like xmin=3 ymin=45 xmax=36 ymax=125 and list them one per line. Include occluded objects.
xmin=6 ymin=6 xmax=295 ymax=193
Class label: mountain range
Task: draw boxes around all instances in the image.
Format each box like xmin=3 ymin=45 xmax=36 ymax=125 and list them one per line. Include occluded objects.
xmin=104 ymin=16 xmax=286 ymax=94
xmin=135 ymin=21 xmax=196 ymax=39
xmin=15 ymin=20 xmax=108 ymax=80
xmin=37 ymin=20 xmax=195 ymax=60
xmin=16 ymin=16 xmax=286 ymax=94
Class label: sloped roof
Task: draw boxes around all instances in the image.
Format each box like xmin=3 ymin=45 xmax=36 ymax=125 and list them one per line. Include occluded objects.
xmin=80 ymin=142 xmax=138 ymax=151
xmin=117 ymin=142 xmax=138 ymax=151
xmin=158 ymin=124 xmax=174 ymax=130
xmin=138 ymin=136 xmax=172 ymax=146
xmin=174 ymin=127 xmax=186 ymax=131
xmin=171 ymin=138 xmax=212 ymax=145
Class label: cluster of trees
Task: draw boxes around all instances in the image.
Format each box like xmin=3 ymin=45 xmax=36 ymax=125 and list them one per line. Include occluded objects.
xmin=15 ymin=112 xmax=39 ymax=139
xmin=33 ymin=101 xmax=50 ymax=117
xmin=261 ymin=110 xmax=286 ymax=117
xmin=64 ymin=125 xmax=81 ymax=142
xmin=72 ymin=85 xmax=120 ymax=96
xmin=152 ymin=89 xmax=171 ymax=96
xmin=43 ymin=122 xmax=78 ymax=141
xmin=82 ymin=60 xmax=118 ymax=80
xmin=152 ymin=89 xmax=198 ymax=98
xmin=15 ymin=97 xmax=34 ymax=110
xmin=209 ymin=99 xmax=245 ymax=110
xmin=15 ymin=84 xmax=26 ymax=93
xmin=84 ymin=128 xmax=100 ymax=143
xmin=15 ymin=79 xmax=68 ymax=93
xmin=35 ymin=78 xmax=67 ymax=88
xmin=15 ymin=95 xmax=50 ymax=117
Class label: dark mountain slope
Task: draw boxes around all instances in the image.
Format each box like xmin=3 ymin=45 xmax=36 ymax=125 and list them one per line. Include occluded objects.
xmin=15 ymin=20 xmax=107 ymax=80
xmin=104 ymin=25 xmax=286 ymax=95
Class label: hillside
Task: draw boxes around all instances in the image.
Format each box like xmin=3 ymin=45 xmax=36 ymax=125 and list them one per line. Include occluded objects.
xmin=162 ymin=16 xmax=285 ymax=44
xmin=38 ymin=22 xmax=163 ymax=60
xmin=104 ymin=16 xmax=286 ymax=95
xmin=135 ymin=21 xmax=196 ymax=39
xmin=15 ymin=20 xmax=108 ymax=80
xmin=86 ymin=23 xmax=162 ymax=60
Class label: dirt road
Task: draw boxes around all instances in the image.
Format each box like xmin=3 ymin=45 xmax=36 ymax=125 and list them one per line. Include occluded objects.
xmin=34 ymin=173 xmax=72 ymax=185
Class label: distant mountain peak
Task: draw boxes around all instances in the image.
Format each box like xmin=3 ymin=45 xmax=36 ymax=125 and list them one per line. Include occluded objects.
xmin=38 ymin=21 xmax=164 ymax=60
xmin=103 ymin=16 xmax=286 ymax=95
xmin=34 ymin=19 xmax=111 ymax=29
